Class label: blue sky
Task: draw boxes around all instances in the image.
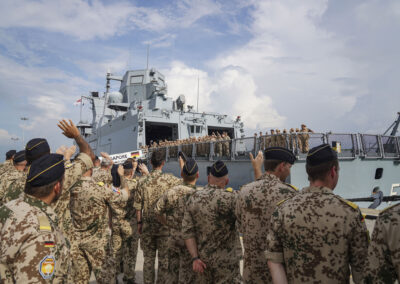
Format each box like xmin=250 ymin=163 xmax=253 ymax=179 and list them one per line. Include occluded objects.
xmin=1 ymin=0 xmax=400 ymax=160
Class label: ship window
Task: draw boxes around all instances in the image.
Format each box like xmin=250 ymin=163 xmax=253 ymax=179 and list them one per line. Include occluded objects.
xmin=375 ymin=168 xmax=383 ymax=179
xmin=190 ymin=125 xmax=202 ymax=134
xmin=130 ymin=76 xmax=143 ymax=84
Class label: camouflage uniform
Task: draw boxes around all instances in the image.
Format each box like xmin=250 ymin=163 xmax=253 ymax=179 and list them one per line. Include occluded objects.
xmin=0 ymin=194 xmax=69 ymax=283
xmin=0 ymin=160 xmax=13 ymax=176
xmin=235 ymin=173 xmax=298 ymax=283
xmin=122 ymin=176 xmax=140 ymax=283
xmin=366 ymin=203 xmax=400 ymax=283
xmin=92 ymin=167 xmax=113 ymax=185
xmin=133 ymin=169 xmax=181 ymax=284
xmin=265 ymin=186 xmax=369 ymax=283
xmin=0 ymin=167 xmax=25 ymax=206
xmin=69 ymin=176 xmax=128 ymax=283
xmin=155 ymin=183 xmax=199 ymax=284
xmin=182 ymin=184 xmax=241 ymax=284
xmin=52 ymin=153 xmax=94 ymax=242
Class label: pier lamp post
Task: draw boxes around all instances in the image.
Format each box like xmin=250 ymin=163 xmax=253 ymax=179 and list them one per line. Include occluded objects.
xmin=20 ymin=117 xmax=29 ymax=144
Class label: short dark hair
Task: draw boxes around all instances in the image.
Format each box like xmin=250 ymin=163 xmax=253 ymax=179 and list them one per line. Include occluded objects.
xmin=24 ymin=177 xmax=63 ymax=198
xmin=124 ymin=169 xmax=133 ymax=177
xmin=182 ymin=171 xmax=197 ymax=182
xmin=151 ymin=149 xmax=165 ymax=168
xmin=306 ymin=159 xmax=339 ymax=182
xmin=264 ymin=159 xmax=285 ymax=172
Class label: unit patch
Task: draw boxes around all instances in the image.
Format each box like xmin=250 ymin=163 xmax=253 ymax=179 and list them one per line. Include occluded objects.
xmin=38 ymin=255 xmax=56 ymax=279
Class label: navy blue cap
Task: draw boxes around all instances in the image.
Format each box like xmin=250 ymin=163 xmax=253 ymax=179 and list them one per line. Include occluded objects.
xmin=27 ymin=154 xmax=65 ymax=187
xmin=210 ymin=160 xmax=228 ymax=177
xmin=123 ymin=160 xmax=133 ymax=169
xmin=264 ymin=147 xmax=296 ymax=164
xmin=182 ymin=158 xmax=198 ymax=176
xmin=6 ymin=150 xmax=16 ymax=159
xmin=13 ymin=150 xmax=26 ymax=163
xmin=306 ymin=144 xmax=338 ymax=166
xmin=25 ymin=138 xmax=50 ymax=164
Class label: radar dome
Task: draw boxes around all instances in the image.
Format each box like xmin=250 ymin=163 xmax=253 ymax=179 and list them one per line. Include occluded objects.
xmin=108 ymin=91 xmax=123 ymax=104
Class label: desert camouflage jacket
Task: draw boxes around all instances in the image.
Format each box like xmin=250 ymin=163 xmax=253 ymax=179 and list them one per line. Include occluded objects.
xmin=0 ymin=194 xmax=69 ymax=283
xmin=265 ymin=186 xmax=369 ymax=284
xmin=367 ymin=203 xmax=400 ymax=283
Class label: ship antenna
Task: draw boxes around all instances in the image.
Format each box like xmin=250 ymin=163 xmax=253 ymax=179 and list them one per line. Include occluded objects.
xmin=146 ymin=45 xmax=150 ymax=70
xmin=197 ymin=75 xmax=200 ymax=112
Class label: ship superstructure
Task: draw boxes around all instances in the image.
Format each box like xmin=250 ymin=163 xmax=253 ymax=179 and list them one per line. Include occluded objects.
xmin=78 ymin=68 xmax=243 ymax=154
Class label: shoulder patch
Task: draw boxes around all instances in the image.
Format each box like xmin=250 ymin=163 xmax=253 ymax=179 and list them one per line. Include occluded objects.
xmin=337 ymin=196 xmax=359 ymax=210
xmin=226 ymin=187 xmax=233 ymax=192
xmin=38 ymin=215 xmax=52 ymax=232
xmin=97 ymin=181 xmax=104 ymax=187
xmin=380 ymin=202 xmax=400 ymax=213
xmin=277 ymin=198 xmax=290 ymax=206
xmin=285 ymin=183 xmax=298 ymax=191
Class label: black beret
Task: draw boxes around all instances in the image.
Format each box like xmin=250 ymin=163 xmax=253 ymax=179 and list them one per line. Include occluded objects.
xmin=27 ymin=154 xmax=65 ymax=187
xmin=13 ymin=150 xmax=26 ymax=163
xmin=6 ymin=150 xmax=16 ymax=159
xmin=264 ymin=147 xmax=296 ymax=164
xmin=210 ymin=160 xmax=228 ymax=177
xmin=306 ymin=144 xmax=338 ymax=166
xmin=182 ymin=158 xmax=198 ymax=176
xmin=123 ymin=160 xmax=133 ymax=169
xmin=111 ymin=164 xmax=121 ymax=187
xmin=25 ymin=138 xmax=50 ymax=164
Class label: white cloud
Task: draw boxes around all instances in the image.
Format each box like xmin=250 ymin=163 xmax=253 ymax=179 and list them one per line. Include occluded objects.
xmin=0 ymin=129 xmax=18 ymax=145
xmin=163 ymin=61 xmax=285 ymax=131
xmin=143 ymin=34 xmax=177 ymax=48
xmin=0 ymin=0 xmax=222 ymax=40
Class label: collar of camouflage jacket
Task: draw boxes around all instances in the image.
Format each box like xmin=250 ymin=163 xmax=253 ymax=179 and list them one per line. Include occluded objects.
xmin=23 ymin=193 xmax=59 ymax=227
xmin=205 ymin=183 xmax=222 ymax=190
xmin=301 ymin=185 xmax=334 ymax=195
xmin=183 ymin=182 xmax=197 ymax=189
xmin=259 ymin=172 xmax=280 ymax=183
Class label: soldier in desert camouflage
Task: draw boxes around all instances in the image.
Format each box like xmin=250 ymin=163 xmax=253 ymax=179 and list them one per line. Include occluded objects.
xmin=0 ymin=150 xmax=15 ymax=176
xmin=0 ymin=150 xmax=27 ymax=206
xmin=182 ymin=160 xmax=241 ymax=283
xmin=266 ymin=144 xmax=369 ymax=283
xmin=92 ymin=152 xmax=113 ymax=185
xmin=155 ymin=157 xmax=200 ymax=284
xmin=366 ymin=202 xmax=400 ymax=283
xmin=69 ymin=164 xmax=129 ymax=283
xmin=0 ymin=154 xmax=69 ymax=283
xmin=121 ymin=158 xmax=148 ymax=284
xmin=134 ymin=149 xmax=181 ymax=284
xmin=236 ymin=147 xmax=297 ymax=283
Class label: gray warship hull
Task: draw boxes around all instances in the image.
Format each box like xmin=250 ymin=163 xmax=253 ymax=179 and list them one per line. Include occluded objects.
xmin=77 ymin=67 xmax=400 ymax=209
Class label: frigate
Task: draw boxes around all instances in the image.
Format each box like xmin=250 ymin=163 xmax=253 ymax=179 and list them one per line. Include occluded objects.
xmin=77 ymin=67 xmax=400 ymax=209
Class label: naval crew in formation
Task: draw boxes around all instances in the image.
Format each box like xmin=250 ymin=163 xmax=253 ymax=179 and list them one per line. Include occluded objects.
xmin=0 ymin=119 xmax=399 ymax=283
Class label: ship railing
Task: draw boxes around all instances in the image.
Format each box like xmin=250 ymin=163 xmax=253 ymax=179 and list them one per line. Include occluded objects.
xmin=147 ymin=133 xmax=400 ymax=163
